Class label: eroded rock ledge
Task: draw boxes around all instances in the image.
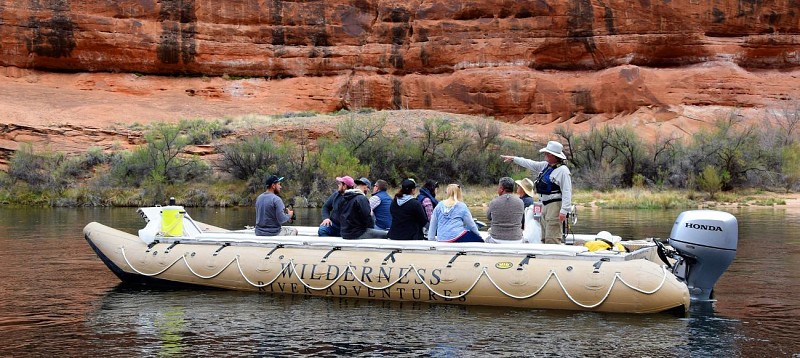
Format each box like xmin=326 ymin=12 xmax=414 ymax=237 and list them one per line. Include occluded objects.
xmin=1 ymin=0 xmax=798 ymax=118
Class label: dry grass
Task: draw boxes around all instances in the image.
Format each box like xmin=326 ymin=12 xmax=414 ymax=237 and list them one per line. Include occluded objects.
xmin=457 ymin=187 xmax=792 ymax=209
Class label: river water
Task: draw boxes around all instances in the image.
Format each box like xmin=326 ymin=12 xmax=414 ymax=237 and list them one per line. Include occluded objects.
xmin=0 ymin=206 xmax=797 ymax=357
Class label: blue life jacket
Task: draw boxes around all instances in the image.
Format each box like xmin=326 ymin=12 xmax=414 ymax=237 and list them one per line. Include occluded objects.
xmin=535 ymin=164 xmax=562 ymax=195
xmin=373 ymin=190 xmax=392 ymax=229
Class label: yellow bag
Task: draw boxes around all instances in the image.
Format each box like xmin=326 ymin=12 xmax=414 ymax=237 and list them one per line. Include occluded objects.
xmin=585 ymin=240 xmax=612 ymax=252
xmin=585 ymin=239 xmax=628 ymax=252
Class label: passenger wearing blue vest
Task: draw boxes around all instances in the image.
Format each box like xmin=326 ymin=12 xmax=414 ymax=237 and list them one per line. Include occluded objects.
xmin=368 ymin=179 xmax=393 ymax=230
xmin=501 ymin=140 xmax=573 ymax=244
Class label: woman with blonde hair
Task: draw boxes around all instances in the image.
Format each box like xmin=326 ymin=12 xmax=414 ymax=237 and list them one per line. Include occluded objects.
xmin=427 ymin=184 xmax=483 ymax=243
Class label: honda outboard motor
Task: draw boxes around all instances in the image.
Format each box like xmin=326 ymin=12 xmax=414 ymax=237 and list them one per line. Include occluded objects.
xmin=668 ymin=210 xmax=738 ymax=301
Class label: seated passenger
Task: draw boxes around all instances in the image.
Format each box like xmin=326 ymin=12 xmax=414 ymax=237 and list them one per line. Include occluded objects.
xmin=427 ymin=184 xmax=483 ymax=243
xmin=369 ymin=179 xmax=393 ymax=230
xmin=317 ymin=176 xmax=351 ymax=237
xmin=417 ymin=179 xmax=439 ymax=222
xmin=486 ymin=177 xmax=525 ymax=243
xmin=387 ymin=179 xmax=428 ymax=240
xmin=255 ymin=175 xmax=298 ymax=236
xmin=515 ymin=177 xmax=536 ymax=209
xmin=339 ymin=180 xmax=388 ymax=240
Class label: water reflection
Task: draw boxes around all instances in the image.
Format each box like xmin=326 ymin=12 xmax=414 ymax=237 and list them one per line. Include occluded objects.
xmin=89 ymin=284 xmax=700 ymax=357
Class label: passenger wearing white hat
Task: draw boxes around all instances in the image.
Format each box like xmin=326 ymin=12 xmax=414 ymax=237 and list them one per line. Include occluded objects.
xmin=515 ymin=177 xmax=535 ymax=208
xmin=500 ymin=140 xmax=573 ymax=244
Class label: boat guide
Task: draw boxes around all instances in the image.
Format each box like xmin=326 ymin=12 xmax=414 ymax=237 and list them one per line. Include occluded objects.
xmin=83 ymin=206 xmax=738 ymax=314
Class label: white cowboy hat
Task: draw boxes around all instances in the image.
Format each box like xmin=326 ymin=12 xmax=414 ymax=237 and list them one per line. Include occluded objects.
xmin=539 ymin=140 xmax=566 ymax=159
xmin=515 ymin=178 xmax=535 ymax=197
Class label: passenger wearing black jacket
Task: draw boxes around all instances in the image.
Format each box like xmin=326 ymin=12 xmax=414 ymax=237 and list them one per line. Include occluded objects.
xmin=388 ymin=179 xmax=429 ymax=240
xmin=317 ymin=176 xmax=353 ymax=237
xmin=339 ymin=187 xmax=388 ymax=240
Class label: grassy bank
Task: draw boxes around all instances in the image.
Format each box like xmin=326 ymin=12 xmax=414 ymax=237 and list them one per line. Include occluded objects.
xmin=462 ymin=187 xmax=789 ymax=209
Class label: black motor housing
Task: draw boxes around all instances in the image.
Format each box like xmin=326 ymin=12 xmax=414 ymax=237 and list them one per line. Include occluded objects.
xmin=669 ymin=210 xmax=738 ymax=301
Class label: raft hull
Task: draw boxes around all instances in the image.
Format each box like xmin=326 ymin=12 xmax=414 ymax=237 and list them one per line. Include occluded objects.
xmin=84 ymin=222 xmax=689 ymax=314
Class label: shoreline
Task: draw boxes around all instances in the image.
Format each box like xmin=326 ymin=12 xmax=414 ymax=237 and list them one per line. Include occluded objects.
xmin=2 ymin=165 xmax=798 ymax=210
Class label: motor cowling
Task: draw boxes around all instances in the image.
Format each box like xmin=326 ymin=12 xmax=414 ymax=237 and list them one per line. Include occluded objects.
xmin=668 ymin=210 xmax=738 ymax=301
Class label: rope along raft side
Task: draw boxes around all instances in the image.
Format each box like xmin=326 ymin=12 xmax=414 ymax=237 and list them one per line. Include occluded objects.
xmin=119 ymin=245 xmax=672 ymax=309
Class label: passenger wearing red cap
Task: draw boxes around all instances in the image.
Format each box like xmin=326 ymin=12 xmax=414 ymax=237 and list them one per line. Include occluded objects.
xmin=338 ymin=178 xmax=388 ymax=240
xmin=317 ymin=176 xmax=355 ymax=237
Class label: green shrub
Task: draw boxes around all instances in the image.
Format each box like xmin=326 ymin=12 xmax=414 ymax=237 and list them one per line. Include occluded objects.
xmin=179 ymin=119 xmax=232 ymax=145
xmin=781 ymin=142 xmax=800 ymax=192
xmin=632 ymin=173 xmax=646 ymax=188
xmin=697 ymin=165 xmax=727 ymax=199
xmin=110 ymin=122 xmax=210 ymax=187
xmin=273 ymin=111 xmax=319 ymax=119
xmin=8 ymin=144 xmax=69 ymax=192
xmin=0 ymin=171 xmax=11 ymax=187
xmin=219 ymin=136 xmax=283 ymax=180
xmin=84 ymin=146 xmax=108 ymax=167
xmin=574 ymin=160 xmax=622 ymax=191
xmin=317 ymin=139 xmax=369 ymax=179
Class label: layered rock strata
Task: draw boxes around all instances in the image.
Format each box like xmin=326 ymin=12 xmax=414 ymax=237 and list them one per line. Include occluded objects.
xmin=0 ymin=0 xmax=798 ymax=120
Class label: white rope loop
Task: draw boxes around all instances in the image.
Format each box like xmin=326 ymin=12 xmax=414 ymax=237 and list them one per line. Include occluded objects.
xmin=235 ymin=256 xmax=293 ymax=288
xmin=120 ymin=245 xmax=670 ymax=308
xmin=549 ymin=270 xmax=616 ymax=309
xmin=615 ymin=265 xmax=669 ymax=294
xmin=120 ymin=246 xmax=185 ymax=277
xmin=411 ymin=264 xmax=486 ymax=300
xmin=483 ymin=269 xmax=551 ymax=300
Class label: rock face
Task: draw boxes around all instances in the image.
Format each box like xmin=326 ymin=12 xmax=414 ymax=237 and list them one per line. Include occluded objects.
xmin=1 ymin=0 xmax=799 ymax=121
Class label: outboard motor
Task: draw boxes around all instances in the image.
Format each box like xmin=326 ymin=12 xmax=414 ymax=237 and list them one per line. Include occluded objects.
xmin=668 ymin=210 xmax=738 ymax=301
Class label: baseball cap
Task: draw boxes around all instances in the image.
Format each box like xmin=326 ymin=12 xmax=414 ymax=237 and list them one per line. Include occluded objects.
xmin=401 ymin=178 xmax=417 ymax=190
xmin=355 ymin=177 xmax=372 ymax=189
xmin=265 ymin=175 xmax=284 ymax=187
xmin=336 ymin=176 xmax=355 ymax=188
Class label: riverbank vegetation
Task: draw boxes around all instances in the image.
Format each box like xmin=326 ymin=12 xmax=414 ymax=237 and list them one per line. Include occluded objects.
xmin=0 ymin=109 xmax=798 ymax=208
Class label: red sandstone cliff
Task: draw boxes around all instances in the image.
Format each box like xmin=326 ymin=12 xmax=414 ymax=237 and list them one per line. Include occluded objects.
xmin=1 ymin=0 xmax=799 ymax=166
xmin=2 ymin=0 xmax=799 ymax=116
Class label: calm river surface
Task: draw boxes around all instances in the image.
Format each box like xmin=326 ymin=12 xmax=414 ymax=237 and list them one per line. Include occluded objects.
xmin=0 ymin=206 xmax=798 ymax=357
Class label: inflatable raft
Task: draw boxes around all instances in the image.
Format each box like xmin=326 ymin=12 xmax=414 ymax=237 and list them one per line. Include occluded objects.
xmin=84 ymin=207 xmax=738 ymax=314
